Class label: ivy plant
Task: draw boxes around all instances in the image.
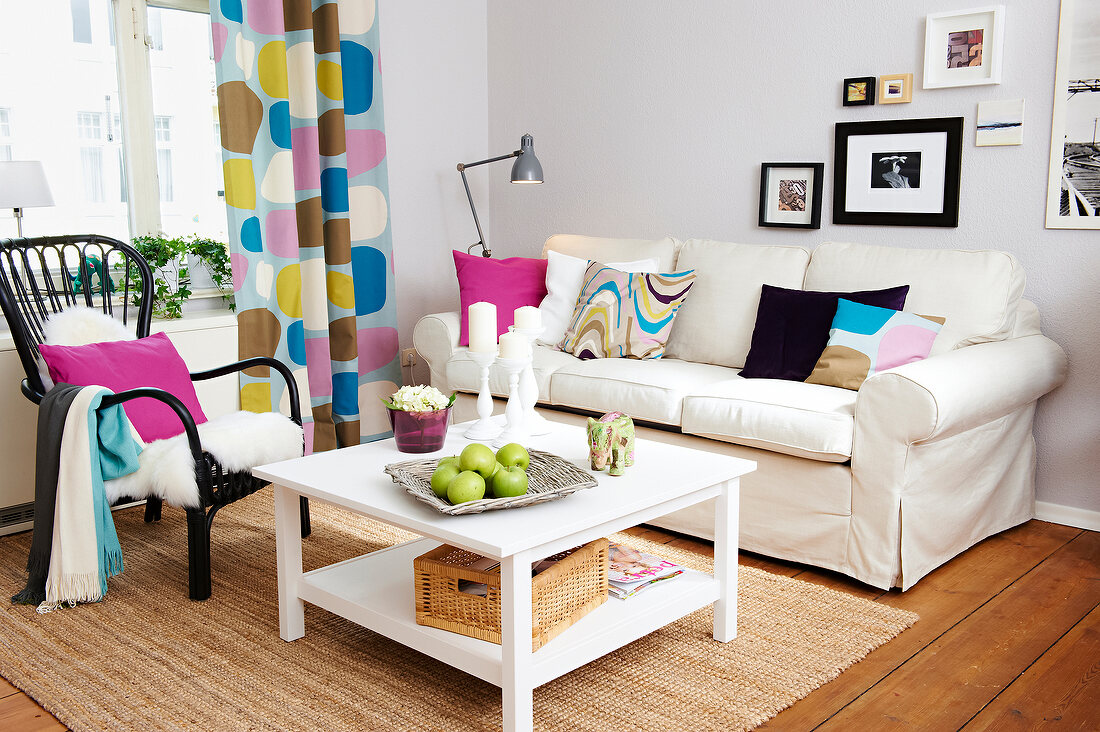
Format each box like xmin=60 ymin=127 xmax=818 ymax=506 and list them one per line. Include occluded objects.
xmin=116 ymin=233 xmax=234 ymax=319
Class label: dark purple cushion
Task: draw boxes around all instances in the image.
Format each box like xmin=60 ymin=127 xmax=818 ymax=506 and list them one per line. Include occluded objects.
xmin=739 ymin=284 xmax=910 ymax=381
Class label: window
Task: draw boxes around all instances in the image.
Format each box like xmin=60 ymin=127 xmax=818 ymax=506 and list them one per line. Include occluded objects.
xmin=154 ymin=115 xmax=173 ymax=202
xmin=77 ymin=112 xmax=105 ymax=203
xmin=0 ymin=109 xmax=12 ymax=161
xmin=147 ymin=8 xmax=165 ymax=51
xmin=71 ymin=0 xmax=92 ymax=44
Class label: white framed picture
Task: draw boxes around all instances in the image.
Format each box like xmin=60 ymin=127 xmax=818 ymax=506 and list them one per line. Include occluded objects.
xmin=923 ymin=5 xmax=1006 ymax=89
xmin=976 ymin=99 xmax=1024 ymax=147
xmin=1045 ymin=0 xmax=1100 ymax=228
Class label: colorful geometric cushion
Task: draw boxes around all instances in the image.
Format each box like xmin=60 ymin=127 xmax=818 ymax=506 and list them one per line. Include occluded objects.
xmin=39 ymin=331 xmax=209 ymax=442
xmin=558 ymin=262 xmax=696 ymax=360
xmin=739 ymin=284 xmax=910 ymax=381
xmin=453 ymin=250 xmax=548 ymax=346
xmin=805 ymin=299 xmax=945 ymax=390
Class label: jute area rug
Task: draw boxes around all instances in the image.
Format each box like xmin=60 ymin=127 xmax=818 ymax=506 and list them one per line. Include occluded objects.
xmin=0 ymin=491 xmax=917 ymax=731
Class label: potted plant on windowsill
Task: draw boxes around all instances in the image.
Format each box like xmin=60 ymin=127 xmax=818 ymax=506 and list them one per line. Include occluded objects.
xmin=115 ymin=233 xmax=234 ymax=319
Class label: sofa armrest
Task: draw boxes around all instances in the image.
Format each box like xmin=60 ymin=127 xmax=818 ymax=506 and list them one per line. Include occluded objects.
xmin=412 ymin=311 xmax=461 ymax=391
xmin=856 ymin=334 xmax=1068 ymax=444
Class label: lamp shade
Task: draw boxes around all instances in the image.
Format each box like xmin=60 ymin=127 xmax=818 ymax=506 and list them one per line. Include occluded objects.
xmin=510 ymin=133 xmax=543 ymax=184
xmin=0 ymin=161 xmax=54 ymax=209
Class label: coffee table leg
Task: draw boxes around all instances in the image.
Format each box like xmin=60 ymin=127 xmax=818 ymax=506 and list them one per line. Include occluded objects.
xmin=274 ymin=483 xmax=305 ymax=641
xmin=713 ymin=478 xmax=739 ymax=642
xmin=500 ymin=551 xmax=534 ymax=732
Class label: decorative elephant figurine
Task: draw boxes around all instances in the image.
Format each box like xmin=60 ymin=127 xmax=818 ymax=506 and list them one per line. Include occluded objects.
xmin=587 ymin=411 xmax=635 ymax=476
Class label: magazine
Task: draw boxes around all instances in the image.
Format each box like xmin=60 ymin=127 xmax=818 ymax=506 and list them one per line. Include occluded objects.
xmin=607 ymin=542 xmax=684 ymax=599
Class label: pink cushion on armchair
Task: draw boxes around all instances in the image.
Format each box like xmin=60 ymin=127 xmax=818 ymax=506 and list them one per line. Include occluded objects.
xmin=453 ymin=250 xmax=549 ymax=346
xmin=39 ymin=331 xmax=208 ymax=442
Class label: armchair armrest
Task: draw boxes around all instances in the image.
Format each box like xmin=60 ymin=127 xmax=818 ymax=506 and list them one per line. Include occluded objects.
xmin=99 ymin=386 xmax=205 ymax=465
xmin=856 ymin=334 xmax=1068 ymax=444
xmin=412 ymin=311 xmax=461 ymax=390
xmin=190 ymin=356 xmax=302 ymax=425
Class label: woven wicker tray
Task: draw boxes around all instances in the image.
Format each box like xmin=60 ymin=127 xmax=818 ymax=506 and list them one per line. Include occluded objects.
xmin=385 ymin=449 xmax=598 ymax=515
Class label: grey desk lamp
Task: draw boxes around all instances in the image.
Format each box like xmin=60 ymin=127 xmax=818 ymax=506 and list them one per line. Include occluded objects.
xmin=456 ymin=133 xmax=543 ymax=258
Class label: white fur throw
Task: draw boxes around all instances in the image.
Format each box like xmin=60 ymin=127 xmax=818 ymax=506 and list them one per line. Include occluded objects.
xmin=44 ymin=306 xmax=136 ymax=346
xmin=106 ymin=410 xmax=305 ymax=509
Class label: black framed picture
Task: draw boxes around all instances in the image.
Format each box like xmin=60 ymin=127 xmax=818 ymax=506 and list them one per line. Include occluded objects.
xmin=758 ymin=163 xmax=824 ymax=229
xmin=843 ymin=76 xmax=876 ymax=106
xmin=833 ymin=117 xmax=963 ymax=227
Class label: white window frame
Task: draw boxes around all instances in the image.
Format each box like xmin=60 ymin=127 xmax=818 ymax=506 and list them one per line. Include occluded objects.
xmin=111 ymin=0 xmax=211 ymax=236
xmin=0 ymin=108 xmax=13 ymax=161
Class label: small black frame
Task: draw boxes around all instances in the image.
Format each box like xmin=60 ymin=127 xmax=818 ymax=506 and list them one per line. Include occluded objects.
xmin=843 ymin=76 xmax=876 ymax=106
xmin=833 ymin=117 xmax=963 ymax=227
xmin=758 ymin=162 xmax=825 ymax=229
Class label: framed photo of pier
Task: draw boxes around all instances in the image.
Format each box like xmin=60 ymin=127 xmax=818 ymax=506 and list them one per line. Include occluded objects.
xmin=1045 ymin=0 xmax=1100 ymax=228
xmin=833 ymin=117 xmax=963 ymax=227
xmin=758 ymin=162 xmax=824 ymax=229
xmin=923 ymin=6 xmax=1005 ymax=89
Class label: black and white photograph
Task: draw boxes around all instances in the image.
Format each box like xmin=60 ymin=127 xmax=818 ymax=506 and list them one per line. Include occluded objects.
xmin=871 ymin=153 xmax=922 ymax=189
xmin=1045 ymin=0 xmax=1100 ymax=228
xmin=833 ymin=117 xmax=962 ymax=227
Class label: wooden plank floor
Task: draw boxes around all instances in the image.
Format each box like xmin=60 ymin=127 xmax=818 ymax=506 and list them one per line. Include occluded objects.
xmin=2 ymin=519 xmax=1097 ymax=731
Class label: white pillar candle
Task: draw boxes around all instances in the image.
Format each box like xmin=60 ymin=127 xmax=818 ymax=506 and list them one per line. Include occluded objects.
xmin=513 ymin=305 xmax=542 ymax=330
xmin=498 ymin=331 xmax=528 ymax=360
xmin=468 ymin=301 xmax=498 ymax=353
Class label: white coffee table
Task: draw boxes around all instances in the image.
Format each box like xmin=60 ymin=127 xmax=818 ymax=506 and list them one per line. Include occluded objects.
xmin=253 ymin=420 xmax=754 ymax=732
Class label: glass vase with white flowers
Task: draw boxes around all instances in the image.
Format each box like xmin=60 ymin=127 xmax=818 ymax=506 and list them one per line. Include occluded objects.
xmin=382 ymin=385 xmax=457 ymax=453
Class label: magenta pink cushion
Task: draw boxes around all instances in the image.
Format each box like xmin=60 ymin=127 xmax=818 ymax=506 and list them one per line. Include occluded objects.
xmin=39 ymin=331 xmax=208 ymax=442
xmin=453 ymin=250 xmax=549 ymax=346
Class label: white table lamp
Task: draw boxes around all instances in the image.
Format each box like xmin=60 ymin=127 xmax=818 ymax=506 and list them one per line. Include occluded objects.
xmin=0 ymin=161 xmax=55 ymax=237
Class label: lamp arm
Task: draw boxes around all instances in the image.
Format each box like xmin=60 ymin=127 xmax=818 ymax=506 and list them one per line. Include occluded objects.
xmin=458 ymin=165 xmax=490 ymax=258
xmin=454 ymin=148 xmax=523 ymax=258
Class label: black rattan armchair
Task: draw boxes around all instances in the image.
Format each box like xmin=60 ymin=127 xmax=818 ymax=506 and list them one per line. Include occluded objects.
xmin=0 ymin=234 xmax=310 ymax=600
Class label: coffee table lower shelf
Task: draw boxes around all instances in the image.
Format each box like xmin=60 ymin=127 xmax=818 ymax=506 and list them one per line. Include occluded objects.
xmin=297 ymin=537 xmax=719 ymax=689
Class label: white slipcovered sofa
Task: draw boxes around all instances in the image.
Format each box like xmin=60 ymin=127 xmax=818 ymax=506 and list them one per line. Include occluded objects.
xmin=413 ymin=235 xmax=1068 ymax=590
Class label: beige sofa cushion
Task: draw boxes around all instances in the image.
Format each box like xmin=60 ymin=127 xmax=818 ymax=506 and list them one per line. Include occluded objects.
xmin=549 ymin=357 xmax=732 ymax=425
xmin=663 ymin=239 xmax=810 ymax=368
xmin=542 ymin=234 xmax=679 ymax=273
xmin=682 ymin=379 xmax=857 ymax=462
xmin=805 ymin=241 xmax=1025 ymax=354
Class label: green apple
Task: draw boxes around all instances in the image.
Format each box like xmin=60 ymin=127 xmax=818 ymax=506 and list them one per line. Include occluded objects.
xmin=459 ymin=443 xmax=497 ymax=479
xmin=437 ymin=455 xmax=460 ymax=470
xmin=446 ymin=470 xmax=486 ymax=504
xmin=429 ymin=464 xmax=461 ymax=498
xmin=495 ymin=443 xmax=530 ymax=470
xmin=485 ymin=461 xmax=505 ymax=496
xmin=491 ymin=466 xmax=528 ymax=498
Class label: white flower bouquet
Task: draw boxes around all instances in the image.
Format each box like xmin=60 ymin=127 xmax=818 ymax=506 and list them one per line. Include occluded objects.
xmin=382 ymin=384 xmax=457 ymax=413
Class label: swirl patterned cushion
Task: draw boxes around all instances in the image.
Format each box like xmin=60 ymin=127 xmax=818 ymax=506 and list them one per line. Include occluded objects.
xmin=558 ymin=261 xmax=696 ymax=360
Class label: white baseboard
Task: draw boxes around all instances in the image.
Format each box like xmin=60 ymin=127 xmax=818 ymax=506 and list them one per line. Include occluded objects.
xmin=1034 ymin=501 xmax=1100 ymax=532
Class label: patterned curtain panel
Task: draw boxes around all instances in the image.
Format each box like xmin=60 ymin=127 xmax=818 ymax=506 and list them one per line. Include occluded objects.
xmin=210 ymin=0 xmax=400 ymax=453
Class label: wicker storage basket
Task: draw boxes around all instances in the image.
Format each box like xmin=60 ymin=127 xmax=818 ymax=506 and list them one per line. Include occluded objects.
xmin=413 ymin=538 xmax=609 ymax=651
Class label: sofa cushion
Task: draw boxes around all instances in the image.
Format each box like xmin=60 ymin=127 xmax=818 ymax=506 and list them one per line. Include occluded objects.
xmin=739 ymin=284 xmax=910 ymax=381
xmin=682 ymin=378 xmax=857 ymax=462
xmin=538 ymin=250 xmax=660 ymax=346
xmin=805 ymin=241 xmax=1025 ymax=354
xmin=452 ymin=250 xmax=548 ymax=346
xmin=663 ymin=239 xmax=810 ymax=369
xmin=559 ymin=263 xmax=696 ymax=360
xmin=446 ymin=345 xmax=577 ymax=402
xmin=542 ymin=234 xmax=679 ymax=273
xmin=806 ymin=299 xmax=945 ymax=391
xmin=549 ymin=357 xmax=733 ymax=425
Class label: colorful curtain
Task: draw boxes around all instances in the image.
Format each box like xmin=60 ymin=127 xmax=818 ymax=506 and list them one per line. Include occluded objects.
xmin=210 ymin=0 xmax=400 ymax=453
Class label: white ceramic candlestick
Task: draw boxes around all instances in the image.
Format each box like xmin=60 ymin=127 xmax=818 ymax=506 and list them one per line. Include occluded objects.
xmin=512 ymin=325 xmax=552 ymax=435
xmin=492 ymin=356 xmax=529 ymax=448
xmin=464 ymin=349 xmax=502 ymax=441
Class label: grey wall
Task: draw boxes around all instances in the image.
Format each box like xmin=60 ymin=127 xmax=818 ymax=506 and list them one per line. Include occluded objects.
xmin=483 ymin=0 xmax=1100 ymax=519
xmin=380 ymin=0 xmax=489 ymax=385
